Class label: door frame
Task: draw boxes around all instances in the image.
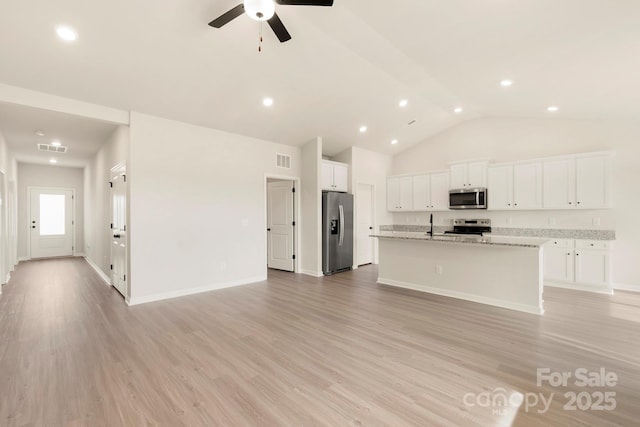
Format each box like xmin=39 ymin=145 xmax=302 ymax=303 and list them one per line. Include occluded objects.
xmin=26 ymin=186 xmax=76 ymax=259
xmin=355 ymin=182 xmax=377 ymax=268
xmin=110 ymin=162 xmax=128 ymax=299
xmin=264 ymin=174 xmax=301 ymax=274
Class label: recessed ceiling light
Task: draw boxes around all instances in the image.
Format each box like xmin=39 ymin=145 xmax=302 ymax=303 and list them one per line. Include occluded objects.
xmin=262 ymin=97 xmax=274 ymax=107
xmin=391 ymin=139 xmax=398 ymax=145
xmin=500 ymin=80 xmax=514 ymax=88
xmin=547 ymin=106 xmax=559 ymax=112
xmin=35 ymin=130 xmax=46 ymax=137
xmin=49 ymin=159 xmax=57 ymax=164
xmin=454 ymin=107 xmax=464 ymax=114
xmin=359 ymin=126 xmax=368 ymax=133
xmin=51 ymin=140 xmax=62 ymax=147
xmin=399 ymin=99 xmax=409 ymax=108
xmin=56 ymin=26 xmax=77 ymax=42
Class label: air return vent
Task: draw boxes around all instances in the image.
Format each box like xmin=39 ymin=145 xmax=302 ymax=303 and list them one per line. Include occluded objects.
xmin=276 ymin=153 xmax=291 ymax=169
xmin=38 ymin=144 xmax=68 ymax=153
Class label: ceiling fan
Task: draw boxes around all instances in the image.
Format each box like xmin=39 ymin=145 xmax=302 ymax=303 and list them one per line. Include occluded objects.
xmin=208 ymin=0 xmax=334 ymax=43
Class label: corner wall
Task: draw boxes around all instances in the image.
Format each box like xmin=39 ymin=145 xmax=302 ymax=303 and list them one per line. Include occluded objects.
xmin=0 ymin=130 xmax=18 ymax=286
xmin=128 ymin=113 xmax=302 ymax=303
xmin=392 ymin=117 xmax=640 ymax=289
xmin=84 ymin=125 xmax=130 ymax=285
xmin=301 ymin=138 xmax=322 ymax=276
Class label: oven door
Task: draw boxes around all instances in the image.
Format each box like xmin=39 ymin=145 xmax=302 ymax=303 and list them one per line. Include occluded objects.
xmin=449 ymin=189 xmax=487 ymax=209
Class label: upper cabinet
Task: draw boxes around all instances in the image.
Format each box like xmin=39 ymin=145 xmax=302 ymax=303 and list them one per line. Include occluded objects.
xmin=412 ymin=171 xmax=450 ymax=211
xmin=387 ymin=176 xmax=413 ymax=211
xmin=322 ymin=160 xmax=349 ymax=192
xmin=488 ymin=162 xmax=542 ymax=210
xmin=449 ymin=161 xmax=488 ymax=189
xmin=543 ymin=153 xmax=612 ymax=209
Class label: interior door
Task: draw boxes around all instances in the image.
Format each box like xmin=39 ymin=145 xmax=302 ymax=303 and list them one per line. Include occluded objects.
xmin=29 ymin=188 xmax=73 ymax=259
xmin=356 ymin=184 xmax=374 ymax=266
xmin=111 ymin=169 xmax=127 ymax=296
xmin=267 ymin=181 xmax=294 ymax=271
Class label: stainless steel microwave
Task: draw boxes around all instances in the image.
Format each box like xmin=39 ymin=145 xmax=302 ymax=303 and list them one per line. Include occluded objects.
xmin=449 ymin=188 xmax=488 ymax=210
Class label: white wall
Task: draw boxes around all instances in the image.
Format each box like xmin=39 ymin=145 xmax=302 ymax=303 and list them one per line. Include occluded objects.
xmin=0 ymin=130 xmax=18 ymax=286
xmin=392 ymin=117 xmax=640 ymax=289
xmin=17 ymin=163 xmax=84 ymax=259
xmin=128 ymin=112 xmax=301 ymax=303
xmin=84 ymin=125 xmax=130 ymax=285
xmin=333 ymin=146 xmax=393 ymax=265
xmin=301 ymin=138 xmax=322 ymax=276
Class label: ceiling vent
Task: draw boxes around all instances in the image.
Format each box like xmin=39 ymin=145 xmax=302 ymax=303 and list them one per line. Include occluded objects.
xmin=37 ymin=144 xmax=68 ymax=153
xmin=276 ymin=153 xmax=291 ymax=169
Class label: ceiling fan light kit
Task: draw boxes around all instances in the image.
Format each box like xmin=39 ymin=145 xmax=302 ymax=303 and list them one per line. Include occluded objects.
xmin=209 ymin=0 xmax=334 ymax=45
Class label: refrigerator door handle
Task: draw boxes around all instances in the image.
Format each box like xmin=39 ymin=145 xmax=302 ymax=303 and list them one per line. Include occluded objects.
xmin=339 ymin=205 xmax=345 ymax=246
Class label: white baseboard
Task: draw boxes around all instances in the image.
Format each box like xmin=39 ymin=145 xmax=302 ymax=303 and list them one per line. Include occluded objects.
xmin=74 ymin=252 xmax=86 ymax=257
xmin=377 ymin=277 xmax=544 ymax=316
xmin=18 ymin=256 xmax=28 ymax=262
xmin=4 ymin=271 xmax=10 ymax=284
xmin=613 ymin=283 xmax=640 ymax=293
xmin=83 ymin=256 xmax=112 ymax=287
xmin=545 ymin=281 xmax=614 ymax=295
xmin=301 ymin=269 xmax=324 ymax=277
xmin=127 ymin=275 xmax=266 ymax=306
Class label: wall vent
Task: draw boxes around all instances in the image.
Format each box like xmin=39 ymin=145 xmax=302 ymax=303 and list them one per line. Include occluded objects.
xmin=276 ymin=153 xmax=291 ymax=169
xmin=37 ymin=144 xmax=68 ymax=153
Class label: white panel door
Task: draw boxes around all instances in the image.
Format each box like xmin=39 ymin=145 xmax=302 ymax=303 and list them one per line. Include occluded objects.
xmin=449 ymin=164 xmax=466 ymax=189
xmin=513 ymin=162 xmax=542 ymax=209
xmin=412 ymin=174 xmax=429 ymax=211
xmin=467 ymin=161 xmax=488 ymax=188
xmin=267 ymin=181 xmax=294 ymax=271
xmin=111 ymin=170 xmax=127 ymax=296
xmin=543 ymin=159 xmax=575 ymax=208
xmin=430 ymin=172 xmax=450 ymax=211
xmin=332 ymin=163 xmax=349 ymax=192
xmin=398 ymin=176 xmax=413 ymax=211
xmin=356 ymin=184 xmax=374 ymax=266
xmin=544 ymin=248 xmax=574 ymax=283
xmin=321 ymin=162 xmax=334 ymax=191
xmin=487 ymin=165 xmax=512 ymax=210
xmin=387 ymin=177 xmax=400 ymax=211
xmin=575 ymin=250 xmax=609 ymax=287
xmin=29 ymin=188 xmax=73 ymax=259
xmin=576 ymin=156 xmax=609 ymax=209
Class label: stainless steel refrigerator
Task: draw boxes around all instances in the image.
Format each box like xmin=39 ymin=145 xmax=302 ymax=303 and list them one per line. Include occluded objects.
xmin=322 ymin=191 xmax=354 ymax=275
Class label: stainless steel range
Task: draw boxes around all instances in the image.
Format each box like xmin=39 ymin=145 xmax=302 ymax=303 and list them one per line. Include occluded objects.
xmin=444 ymin=219 xmax=491 ymax=236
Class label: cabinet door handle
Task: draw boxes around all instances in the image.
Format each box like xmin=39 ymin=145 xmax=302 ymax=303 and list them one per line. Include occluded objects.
xmin=569 ymin=202 xmax=572 ymax=205
xmin=577 ymin=201 xmax=581 ymax=205
xmin=567 ymin=253 xmax=571 ymax=256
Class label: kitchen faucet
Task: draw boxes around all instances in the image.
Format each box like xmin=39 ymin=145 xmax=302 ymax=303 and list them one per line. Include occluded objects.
xmin=427 ymin=213 xmax=434 ymax=237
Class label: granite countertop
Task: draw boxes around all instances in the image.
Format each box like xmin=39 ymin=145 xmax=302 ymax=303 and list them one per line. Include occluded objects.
xmin=371 ymin=232 xmax=549 ymax=248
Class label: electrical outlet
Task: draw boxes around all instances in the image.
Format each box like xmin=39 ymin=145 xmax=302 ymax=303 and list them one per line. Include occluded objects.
xmin=593 ymin=217 xmax=601 ymax=226
xmin=435 ymin=265 xmax=443 ymax=275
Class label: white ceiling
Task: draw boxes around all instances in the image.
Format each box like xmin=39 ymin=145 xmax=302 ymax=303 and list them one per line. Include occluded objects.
xmin=0 ymin=102 xmax=118 ymax=167
xmin=0 ymin=0 xmax=637 ymax=158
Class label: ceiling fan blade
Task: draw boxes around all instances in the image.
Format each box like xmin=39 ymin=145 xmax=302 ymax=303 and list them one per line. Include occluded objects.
xmin=268 ymin=13 xmax=292 ymax=43
xmin=275 ymin=0 xmax=334 ymax=5
xmin=208 ymin=4 xmax=245 ymax=28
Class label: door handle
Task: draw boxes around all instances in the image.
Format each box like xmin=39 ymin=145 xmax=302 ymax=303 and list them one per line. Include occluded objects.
xmin=32 ymin=226 xmax=36 ymax=229
xmin=339 ymin=205 xmax=345 ymax=246
xmin=113 ymin=234 xmax=121 ymax=238
xmin=369 ymin=226 xmax=373 ymax=230
xmin=267 ymin=228 xmax=271 ymax=232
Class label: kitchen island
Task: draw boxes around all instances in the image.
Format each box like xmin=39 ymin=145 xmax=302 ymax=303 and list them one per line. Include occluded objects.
xmin=372 ymin=233 xmax=548 ymax=315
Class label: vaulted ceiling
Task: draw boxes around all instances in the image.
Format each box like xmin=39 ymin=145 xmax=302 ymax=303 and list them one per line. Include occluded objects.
xmin=0 ymin=0 xmax=637 ymax=160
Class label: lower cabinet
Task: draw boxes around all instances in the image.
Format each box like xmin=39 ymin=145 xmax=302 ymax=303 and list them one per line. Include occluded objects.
xmin=544 ymin=239 xmax=611 ymax=292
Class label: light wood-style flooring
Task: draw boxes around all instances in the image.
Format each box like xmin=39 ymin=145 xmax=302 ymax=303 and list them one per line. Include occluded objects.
xmin=0 ymin=257 xmax=639 ymax=426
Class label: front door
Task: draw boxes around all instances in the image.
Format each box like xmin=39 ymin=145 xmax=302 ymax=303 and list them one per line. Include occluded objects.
xmin=29 ymin=187 xmax=74 ymax=259
xmin=111 ymin=168 xmax=127 ymax=297
xmin=267 ymin=181 xmax=294 ymax=272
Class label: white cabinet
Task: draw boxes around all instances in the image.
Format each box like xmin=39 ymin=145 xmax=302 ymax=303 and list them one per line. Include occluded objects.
xmin=543 ymin=154 xmax=611 ymax=209
xmin=322 ymin=160 xmax=349 ymax=192
xmin=544 ymin=239 xmax=611 ymax=291
xmin=411 ymin=171 xmax=450 ymax=211
xmin=450 ymin=161 xmax=487 ymax=189
xmin=488 ymin=162 xmax=542 ymax=210
xmin=387 ymin=176 xmax=413 ymax=211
